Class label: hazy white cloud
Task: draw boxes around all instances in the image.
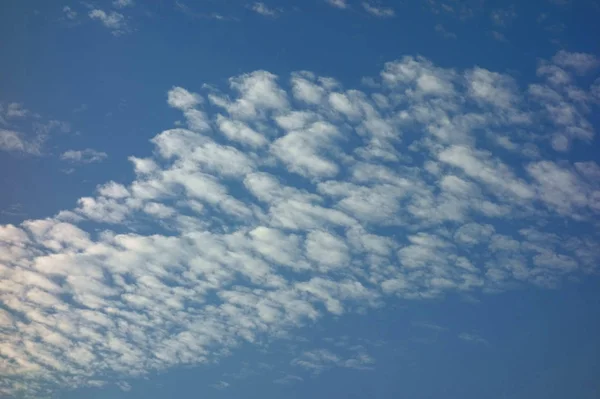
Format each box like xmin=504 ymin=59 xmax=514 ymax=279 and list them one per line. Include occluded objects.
xmin=435 ymin=24 xmax=457 ymax=39
xmin=62 ymin=6 xmax=78 ymax=20
xmin=552 ymin=50 xmax=600 ymax=75
xmin=89 ymin=9 xmax=127 ymax=35
xmin=0 ymin=129 xmax=42 ymax=154
xmin=60 ymin=148 xmax=108 ymax=164
xmin=326 ymin=0 xmax=348 ymax=9
xmin=250 ymin=2 xmax=279 ymax=17
xmin=362 ymin=2 xmax=395 ymax=18
xmin=458 ymin=332 xmax=489 ymax=345
xmin=291 ymin=347 xmax=374 ymax=374
xmin=490 ymin=6 xmax=516 ymax=27
xmin=5 ymin=102 xmax=29 ymax=118
xmin=113 ymin=0 xmax=135 ymax=8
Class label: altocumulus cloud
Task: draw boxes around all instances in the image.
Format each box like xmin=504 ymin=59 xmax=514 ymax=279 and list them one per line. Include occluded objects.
xmin=1 ymin=51 xmax=600 ymax=397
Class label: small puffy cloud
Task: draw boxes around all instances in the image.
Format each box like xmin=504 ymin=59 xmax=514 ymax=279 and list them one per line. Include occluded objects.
xmin=89 ymin=9 xmax=127 ymax=35
xmin=250 ymin=2 xmax=279 ymax=17
xmin=465 ymin=67 xmax=519 ymax=109
xmin=326 ymin=0 xmax=348 ymax=9
xmin=167 ymin=86 xmax=202 ymax=110
xmin=60 ymin=148 xmax=108 ymax=164
xmin=362 ymin=2 xmax=395 ymax=17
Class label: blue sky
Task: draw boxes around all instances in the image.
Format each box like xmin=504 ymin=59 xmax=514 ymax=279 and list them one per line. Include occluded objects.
xmin=1 ymin=0 xmax=600 ymax=398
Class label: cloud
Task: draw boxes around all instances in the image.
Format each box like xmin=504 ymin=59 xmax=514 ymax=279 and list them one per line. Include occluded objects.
xmin=62 ymin=6 xmax=77 ymax=20
xmin=326 ymin=0 xmax=348 ymax=9
xmin=250 ymin=2 xmax=280 ymax=17
xmin=458 ymin=332 xmax=489 ymax=345
xmin=211 ymin=381 xmax=230 ymax=390
xmin=1 ymin=51 xmax=600 ymax=397
xmin=552 ymin=50 xmax=600 ymax=75
xmin=88 ymin=9 xmax=128 ymax=35
xmin=0 ymin=129 xmax=42 ymax=154
xmin=291 ymin=347 xmax=374 ymax=374
xmin=362 ymin=2 xmax=395 ymax=17
xmin=490 ymin=30 xmax=508 ymax=42
xmin=490 ymin=6 xmax=516 ymax=27
xmin=113 ymin=0 xmax=135 ymax=8
xmin=5 ymin=102 xmax=29 ymax=118
xmin=274 ymin=374 xmax=303 ymax=384
xmin=60 ymin=148 xmax=108 ymax=164
xmin=435 ymin=24 xmax=457 ymax=39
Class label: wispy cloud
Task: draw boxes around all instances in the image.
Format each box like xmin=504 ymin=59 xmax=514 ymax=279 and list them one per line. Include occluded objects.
xmin=273 ymin=374 xmax=304 ymax=384
xmin=490 ymin=6 xmax=517 ymax=27
xmin=113 ymin=0 xmax=134 ymax=8
xmin=435 ymin=24 xmax=457 ymax=39
xmin=0 ymin=129 xmax=42 ymax=154
xmin=458 ymin=332 xmax=489 ymax=345
xmin=362 ymin=2 xmax=395 ymax=17
xmin=291 ymin=348 xmax=374 ymax=374
xmin=175 ymin=1 xmax=235 ymax=21
xmin=60 ymin=148 xmax=108 ymax=164
xmin=62 ymin=6 xmax=77 ymax=20
xmin=490 ymin=30 xmax=508 ymax=42
xmin=326 ymin=0 xmax=349 ymax=9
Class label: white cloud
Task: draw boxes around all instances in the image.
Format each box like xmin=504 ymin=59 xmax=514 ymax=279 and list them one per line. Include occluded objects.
xmin=251 ymin=2 xmax=279 ymax=17
xmin=291 ymin=347 xmax=374 ymax=373
xmin=490 ymin=7 xmax=516 ymax=27
xmin=89 ymin=9 xmax=127 ymax=35
xmin=113 ymin=0 xmax=135 ymax=8
xmin=167 ymin=86 xmax=202 ymax=110
xmin=362 ymin=2 xmax=395 ymax=17
xmin=5 ymin=102 xmax=29 ymax=118
xmin=273 ymin=374 xmax=303 ymax=384
xmin=465 ymin=67 xmax=519 ymax=109
xmin=552 ymin=50 xmax=600 ymax=75
xmin=435 ymin=24 xmax=457 ymax=39
xmin=60 ymin=148 xmax=108 ymax=164
xmin=0 ymin=129 xmax=42 ymax=154
xmin=458 ymin=332 xmax=489 ymax=345
xmin=62 ymin=6 xmax=77 ymax=20
xmin=326 ymin=0 xmax=348 ymax=9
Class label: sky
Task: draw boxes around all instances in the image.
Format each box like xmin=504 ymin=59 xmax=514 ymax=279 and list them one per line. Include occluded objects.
xmin=1 ymin=0 xmax=600 ymax=398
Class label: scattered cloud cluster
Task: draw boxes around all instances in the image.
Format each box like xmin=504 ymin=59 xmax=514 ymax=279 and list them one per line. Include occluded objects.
xmin=1 ymin=51 xmax=599 ymax=397
xmin=0 ymin=103 xmax=70 ymax=156
xmin=89 ymin=9 xmax=128 ymax=35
